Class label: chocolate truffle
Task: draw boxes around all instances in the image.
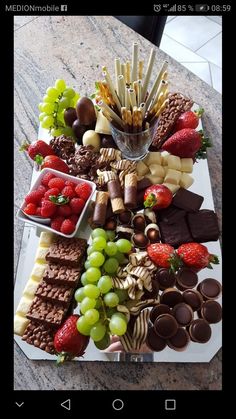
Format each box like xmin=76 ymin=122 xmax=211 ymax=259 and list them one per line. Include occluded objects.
xmin=167 ymin=327 xmax=190 ymax=351
xmin=200 ymin=300 xmax=222 ymax=324
xmin=154 ymin=268 xmax=176 ymax=290
xmin=132 ymin=214 xmax=146 ymax=232
xmin=118 ymin=210 xmax=133 ymax=225
xmin=154 ymin=314 xmax=178 ymax=339
xmin=160 ymin=288 xmax=183 ymax=307
xmin=182 ymin=289 xmax=203 ymax=311
xmin=197 ymin=278 xmax=222 ymax=300
xmin=150 ymin=304 xmax=171 ymax=324
xmin=189 ymin=319 xmax=212 ymax=343
xmin=172 ymin=303 xmax=193 ymax=326
xmin=146 ymin=326 xmax=167 ymax=351
xmin=132 ymin=232 xmax=149 ymax=249
xmin=176 ymin=267 xmax=198 ymax=290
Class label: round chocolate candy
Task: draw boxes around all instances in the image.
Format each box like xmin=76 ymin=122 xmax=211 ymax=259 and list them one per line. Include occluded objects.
xmin=197 ymin=278 xmax=222 ymax=300
xmin=188 ymin=319 xmax=212 ymax=343
xmin=172 ymin=303 xmax=193 ymax=327
xmin=150 ymin=304 xmax=171 ymax=324
xmin=176 ymin=267 xmax=198 ymax=290
xmin=131 ymin=232 xmax=149 ymax=249
xmin=182 ymin=289 xmax=203 ymax=311
xmin=104 ymin=218 xmax=117 ymax=231
xmin=116 ymin=225 xmax=134 ymax=240
xmin=142 ymin=279 xmax=159 ymax=301
xmin=154 ymin=268 xmax=176 ymax=290
xmin=199 ymin=300 xmax=222 ymax=324
xmin=167 ymin=327 xmax=190 ymax=351
xmin=118 ymin=210 xmax=133 ymax=225
xmin=132 ymin=214 xmax=146 ymax=232
xmin=154 ymin=314 xmax=178 ymax=339
xmin=160 ymin=288 xmax=183 ymax=307
xmin=146 ymin=326 xmax=166 ymax=352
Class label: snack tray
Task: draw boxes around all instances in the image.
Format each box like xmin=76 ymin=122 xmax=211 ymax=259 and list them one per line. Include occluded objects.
xmin=14 ymin=113 xmax=222 ymax=362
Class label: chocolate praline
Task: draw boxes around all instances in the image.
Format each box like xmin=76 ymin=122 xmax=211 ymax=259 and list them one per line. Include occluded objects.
xmin=160 ymin=288 xmax=183 ymax=307
xmin=146 ymin=326 xmax=167 ymax=351
xmin=154 ymin=314 xmax=178 ymax=339
xmin=132 ymin=232 xmax=149 ymax=249
xmin=199 ymin=300 xmax=222 ymax=324
xmin=172 ymin=303 xmax=193 ymax=327
xmin=132 ymin=214 xmax=146 ymax=232
xmin=150 ymin=304 xmax=171 ymax=324
xmin=146 ymin=228 xmax=160 ymax=243
xmin=197 ymin=278 xmax=222 ymax=300
xmin=118 ymin=210 xmax=132 ymax=225
xmin=188 ymin=319 xmax=212 ymax=343
xmin=167 ymin=328 xmax=190 ymax=351
xmin=154 ymin=268 xmax=176 ymax=290
xmin=104 ymin=218 xmax=117 ymax=231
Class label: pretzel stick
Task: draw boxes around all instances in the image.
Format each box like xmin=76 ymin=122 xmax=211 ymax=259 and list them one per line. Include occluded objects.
xmin=118 ymin=75 xmax=126 ymax=107
xmin=137 ymin=80 xmax=142 ymax=106
xmin=126 ymin=61 xmax=131 ymax=85
xmin=115 ymin=58 xmax=121 ymax=92
xmin=141 ymin=48 xmax=156 ymax=102
xmin=128 ymin=88 xmax=137 ymax=109
xmin=131 ymin=42 xmax=138 ymax=82
xmin=145 ymin=60 xmax=168 ymax=109
xmin=98 ymin=100 xmax=124 ymax=127
xmin=138 ymin=60 xmax=144 ymax=80
xmin=102 ymin=67 xmax=121 ymax=112
xmin=121 ymin=63 xmax=126 ymax=82
xmin=148 ymin=80 xmax=167 ymax=113
xmin=125 ymin=87 xmax=130 ymax=109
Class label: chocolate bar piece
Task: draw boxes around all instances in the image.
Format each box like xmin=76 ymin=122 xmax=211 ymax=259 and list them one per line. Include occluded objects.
xmin=187 ymin=209 xmax=220 ymax=242
xmin=46 ymin=237 xmax=87 ymax=267
xmin=26 ymin=296 xmax=67 ymax=328
xmin=124 ymin=173 xmax=137 ymax=209
xmin=35 ymin=280 xmax=74 ymax=307
xmin=157 ymin=205 xmax=186 ymax=224
xmin=22 ymin=321 xmax=55 ymax=354
xmin=172 ymin=188 xmax=204 ymax=212
xmin=43 ymin=264 xmax=82 ymax=287
xmin=159 ymin=218 xmax=193 ymax=248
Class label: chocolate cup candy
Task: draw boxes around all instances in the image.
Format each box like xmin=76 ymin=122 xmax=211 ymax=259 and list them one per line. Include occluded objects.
xmin=150 ymin=304 xmax=171 ymax=324
xmin=146 ymin=326 xmax=167 ymax=352
xmin=167 ymin=327 xmax=190 ymax=351
xmin=197 ymin=278 xmax=222 ymax=300
xmin=154 ymin=268 xmax=176 ymax=290
xmin=188 ymin=319 xmax=212 ymax=343
xmin=199 ymin=300 xmax=222 ymax=324
xmin=172 ymin=303 xmax=194 ymax=327
xmin=182 ymin=289 xmax=203 ymax=311
xmin=176 ymin=267 xmax=198 ymax=290
xmin=154 ymin=314 xmax=178 ymax=339
xmin=160 ymin=288 xmax=183 ymax=307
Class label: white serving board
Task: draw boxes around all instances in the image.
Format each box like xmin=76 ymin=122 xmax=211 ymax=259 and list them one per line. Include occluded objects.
xmin=14 ymin=111 xmax=222 ymax=362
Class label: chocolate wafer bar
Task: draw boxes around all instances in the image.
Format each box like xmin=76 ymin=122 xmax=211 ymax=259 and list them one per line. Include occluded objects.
xmin=46 ymin=237 xmax=87 ymax=267
xmin=187 ymin=209 xmax=220 ymax=242
xmin=43 ymin=264 xmax=82 ymax=287
xmin=26 ymin=296 xmax=67 ymax=328
xmin=22 ymin=321 xmax=55 ymax=354
xmin=35 ymin=280 xmax=74 ymax=307
xmin=159 ymin=218 xmax=193 ymax=248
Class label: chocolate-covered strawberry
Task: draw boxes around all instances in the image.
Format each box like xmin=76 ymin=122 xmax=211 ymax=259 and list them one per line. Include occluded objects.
xmin=144 ymin=184 xmax=172 ymax=210
xmin=54 ymin=315 xmax=89 ymax=364
xmin=174 ymin=108 xmax=204 ymax=131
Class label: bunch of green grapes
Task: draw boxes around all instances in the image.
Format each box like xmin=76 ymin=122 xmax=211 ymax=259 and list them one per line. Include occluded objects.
xmin=38 ymin=79 xmax=80 ymax=137
xmin=75 ymin=228 xmax=132 ymax=350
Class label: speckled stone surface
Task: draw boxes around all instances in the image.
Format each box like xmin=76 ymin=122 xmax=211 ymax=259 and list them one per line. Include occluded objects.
xmin=14 ymin=15 xmax=222 ymax=390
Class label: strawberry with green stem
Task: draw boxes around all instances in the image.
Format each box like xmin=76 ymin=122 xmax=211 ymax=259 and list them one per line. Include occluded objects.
xmin=20 ymin=140 xmax=55 ymax=161
xmin=174 ymin=108 xmax=204 ymax=131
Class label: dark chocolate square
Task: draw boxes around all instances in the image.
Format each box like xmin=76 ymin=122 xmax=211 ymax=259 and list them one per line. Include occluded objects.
xmin=46 ymin=237 xmax=87 ymax=267
xmin=43 ymin=264 xmax=82 ymax=287
xmin=159 ymin=218 xmax=193 ymax=248
xmin=187 ymin=209 xmax=220 ymax=242
xmin=172 ymin=188 xmax=204 ymax=212
xmin=26 ymin=297 xmax=67 ymax=328
xmin=35 ymin=280 xmax=74 ymax=307
xmin=157 ymin=205 xmax=186 ymax=224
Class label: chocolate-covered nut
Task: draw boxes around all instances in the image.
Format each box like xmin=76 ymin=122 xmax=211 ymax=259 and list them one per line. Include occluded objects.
xmin=160 ymin=288 xmax=183 ymax=307
xmin=189 ymin=319 xmax=212 ymax=343
xmin=199 ymin=300 xmax=222 ymax=324
xmin=118 ymin=210 xmax=133 ymax=225
xmin=197 ymin=278 xmax=222 ymax=300
xmin=116 ymin=225 xmax=134 ymax=240
xmin=176 ymin=267 xmax=198 ymax=290
xmin=172 ymin=303 xmax=193 ymax=326
xmin=167 ymin=327 xmax=190 ymax=351
xmin=104 ymin=218 xmax=117 ymax=231
xmin=182 ymin=289 xmax=203 ymax=311
xmin=131 ymin=232 xmax=149 ymax=249
xmin=144 ymin=208 xmax=157 ymax=224
xmin=132 ymin=214 xmax=146 ymax=231
xmin=154 ymin=314 xmax=178 ymax=339
xmin=154 ymin=268 xmax=176 ymax=290
xmin=146 ymin=326 xmax=166 ymax=351
xmin=150 ymin=304 xmax=171 ymax=324
xmin=144 ymin=224 xmax=160 ymax=243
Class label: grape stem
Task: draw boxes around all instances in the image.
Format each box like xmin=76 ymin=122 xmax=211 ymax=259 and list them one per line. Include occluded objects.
xmin=100 ymin=297 xmax=109 ymax=325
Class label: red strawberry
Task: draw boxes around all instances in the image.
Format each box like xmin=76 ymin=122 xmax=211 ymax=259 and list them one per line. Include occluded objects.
xmin=48 ymin=177 xmax=65 ymax=191
xmin=60 ymin=219 xmax=76 ymax=235
xmin=41 ymin=155 xmax=69 ymax=174
xmin=37 ymin=185 xmax=47 ymax=195
xmin=24 ymin=203 xmax=37 ymax=215
xmin=144 ymin=184 xmax=172 ymax=210
xmin=25 ymin=190 xmax=43 ymax=205
xmin=41 ymin=172 xmax=55 ymax=186
xmin=20 ymin=140 xmax=55 ymax=161
xmin=36 ymin=207 xmax=42 ymax=216
xmin=75 ymin=183 xmax=92 ymax=200
xmin=44 ymin=188 xmax=60 ymax=200
xmin=147 ymin=243 xmax=175 ymax=269
xmin=54 ymin=315 xmax=89 ymax=364
xmin=61 ymin=185 xmax=76 ymax=199
xmin=70 ymin=197 xmax=85 ymax=214
xmin=69 ymin=214 xmax=79 ymax=225
xmin=162 ymin=128 xmax=201 ymax=158
xmin=174 ymin=108 xmax=204 ymax=131
xmin=177 ymin=243 xmax=219 ymax=272
xmin=51 ymin=216 xmax=64 ymax=232
xmin=41 ymin=200 xmax=57 ymax=217
xmin=65 ymin=180 xmax=76 ymax=188
xmin=58 ymin=204 xmax=72 ymax=217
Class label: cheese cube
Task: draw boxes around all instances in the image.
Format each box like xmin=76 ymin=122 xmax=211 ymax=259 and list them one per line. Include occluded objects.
xmin=179 ymin=173 xmax=194 ymax=189
xmin=23 ymin=278 xmax=39 ymax=297
xmin=181 ymin=158 xmax=193 ymax=173
xmin=14 ymin=314 xmax=30 ymax=336
xmin=164 ymin=169 xmax=181 ymax=185
xmin=145 ymin=175 xmax=163 ymax=184
xmin=167 ymin=155 xmax=181 ymax=171
xmin=34 ymin=246 xmax=49 ymax=264
xmin=162 ymin=183 xmax=180 ymax=195
xmin=30 ymin=263 xmax=46 ymax=282
xmin=149 ymin=164 xmax=165 ymax=177
xmin=136 ymin=160 xmax=149 ymax=176
xmin=39 ymin=231 xmax=54 ymax=247
xmin=144 ymin=152 xmax=162 ymax=166
xmin=161 ymin=151 xmax=170 ymax=166
xmin=16 ymin=295 xmax=33 ymax=315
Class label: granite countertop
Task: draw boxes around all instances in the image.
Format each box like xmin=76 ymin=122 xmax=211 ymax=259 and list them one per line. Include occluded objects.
xmin=14 ymin=15 xmax=222 ymax=390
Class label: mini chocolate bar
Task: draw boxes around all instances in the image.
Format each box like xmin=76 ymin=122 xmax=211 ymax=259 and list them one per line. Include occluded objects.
xmin=35 ymin=280 xmax=74 ymax=307
xmin=43 ymin=264 xmax=82 ymax=287
xmin=92 ymin=191 xmax=109 ymax=226
xmin=159 ymin=218 xmax=193 ymax=248
xmin=187 ymin=209 xmax=220 ymax=242
xmin=26 ymin=296 xmax=67 ymax=328
xmin=107 ymin=177 xmax=125 ymax=214
xmin=157 ymin=205 xmax=186 ymax=224
xmin=22 ymin=321 xmax=55 ymax=354
xmin=124 ymin=173 xmax=137 ymax=209
xmin=46 ymin=237 xmax=87 ymax=267
xmin=172 ymin=188 xmax=204 ymax=212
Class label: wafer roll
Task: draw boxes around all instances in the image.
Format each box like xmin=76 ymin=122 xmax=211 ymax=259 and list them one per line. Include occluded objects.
xmin=124 ymin=173 xmax=137 ymax=209
xmin=108 ymin=178 xmax=125 ymax=214
xmin=92 ymin=191 xmax=109 ymax=226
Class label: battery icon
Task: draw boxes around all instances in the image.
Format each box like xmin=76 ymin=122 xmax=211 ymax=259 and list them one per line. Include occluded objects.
xmin=195 ymin=4 xmax=209 ymax=11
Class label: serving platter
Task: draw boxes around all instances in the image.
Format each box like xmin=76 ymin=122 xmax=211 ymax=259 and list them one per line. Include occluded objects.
xmin=14 ymin=111 xmax=222 ymax=362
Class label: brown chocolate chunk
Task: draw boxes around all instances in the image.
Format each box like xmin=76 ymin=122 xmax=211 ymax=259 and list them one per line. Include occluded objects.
xmin=172 ymin=188 xmax=204 ymax=212
xmin=22 ymin=321 xmax=55 ymax=354
xmin=26 ymin=297 xmax=67 ymax=328
xmin=159 ymin=218 xmax=193 ymax=248
xmin=187 ymin=210 xmax=220 ymax=242
xmin=157 ymin=205 xmax=186 ymax=224
xmin=43 ymin=264 xmax=82 ymax=287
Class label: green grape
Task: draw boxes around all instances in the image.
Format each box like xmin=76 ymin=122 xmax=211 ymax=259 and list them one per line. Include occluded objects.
xmin=114 ymin=251 xmax=126 ymax=264
xmin=63 ymin=126 xmax=74 ymax=137
xmin=51 ymin=128 xmax=63 ymax=137
xmin=84 ymin=260 xmax=91 ymax=270
xmin=41 ymin=115 xmax=54 ymax=129
xmin=91 ymin=228 xmax=107 ymax=240
xmin=95 ymin=298 xmax=102 ymax=309
xmin=38 ymin=102 xmax=44 ymax=112
xmin=76 ymin=316 xmax=92 ymax=336
xmin=39 ymin=112 xmax=47 ymax=122
xmin=115 ymin=289 xmax=128 ymax=303
xmin=97 ymin=275 xmax=113 ymax=294
xmin=103 ymin=258 xmax=119 ymax=274
xmin=104 ymin=292 xmax=119 ymax=308
xmin=83 ymin=284 xmax=100 ymax=299
xmin=109 ymin=314 xmax=127 ymax=336
xmin=43 ymin=94 xmax=54 ymax=103
xmin=41 ymin=102 xmax=55 ymax=114
xmin=87 ymin=245 xmax=95 ymax=256
xmin=84 ymin=308 xmax=100 ymax=325
xmin=106 ymin=230 xmax=116 ymax=241
xmin=81 ymin=273 xmax=89 ymax=286
xmin=46 ymin=86 xmax=60 ymax=99
xmin=112 ymin=312 xmax=128 ymax=323
xmin=92 ymin=237 xmax=107 ymax=251
xmin=89 ymin=251 xmax=105 ymax=267
xmin=80 ymin=297 xmax=96 ymax=314
xmin=63 ymin=88 xmax=75 ymax=99
xmin=54 ymin=79 xmax=66 ymax=92
xmin=58 ymin=97 xmax=70 ymax=112
xmin=90 ymin=322 xmax=106 ymax=342
xmin=94 ymin=333 xmax=111 ymax=350
xmin=105 ymin=242 xmax=117 ymax=257
xmin=74 ymin=287 xmax=85 ymax=303
xmin=116 ymin=239 xmax=132 ymax=253
xmin=86 ymin=267 xmax=101 ymax=283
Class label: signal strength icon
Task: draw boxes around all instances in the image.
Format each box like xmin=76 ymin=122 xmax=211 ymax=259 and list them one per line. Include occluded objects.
xmin=163 ymin=4 xmax=169 ymax=8
xmin=188 ymin=5 xmax=194 ymax=11
xmin=168 ymin=4 xmax=176 ymax=12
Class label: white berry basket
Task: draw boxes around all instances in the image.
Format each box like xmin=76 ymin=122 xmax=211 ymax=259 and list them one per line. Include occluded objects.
xmin=17 ymin=168 xmax=96 ymax=238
